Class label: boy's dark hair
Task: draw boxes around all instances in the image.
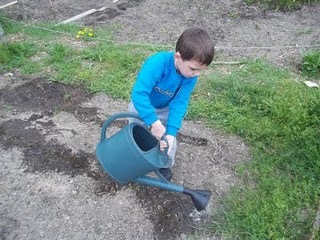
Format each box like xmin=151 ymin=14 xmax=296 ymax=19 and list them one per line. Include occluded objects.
xmin=175 ymin=27 xmax=215 ymax=66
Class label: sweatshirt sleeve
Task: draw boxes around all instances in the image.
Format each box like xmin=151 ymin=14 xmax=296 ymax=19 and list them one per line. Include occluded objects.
xmin=131 ymin=54 xmax=165 ymax=126
xmin=166 ymin=78 xmax=197 ymax=136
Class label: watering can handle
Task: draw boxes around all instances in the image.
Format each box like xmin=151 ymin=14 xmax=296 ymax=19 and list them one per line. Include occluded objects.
xmin=160 ymin=135 xmax=169 ymax=157
xmin=101 ymin=113 xmax=169 ymax=157
xmin=100 ymin=112 xmax=143 ymax=141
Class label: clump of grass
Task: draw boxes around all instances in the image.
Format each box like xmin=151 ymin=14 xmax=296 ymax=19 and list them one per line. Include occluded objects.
xmin=0 ymin=42 xmax=38 ymax=73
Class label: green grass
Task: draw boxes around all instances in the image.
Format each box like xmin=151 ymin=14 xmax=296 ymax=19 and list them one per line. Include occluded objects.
xmin=244 ymin=0 xmax=320 ymax=11
xmin=0 ymin=41 xmax=38 ymax=73
xmin=0 ymin=17 xmax=165 ymax=98
xmin=43 ymin=42 xmax=162 ymax=99
xmin=1 ymin=18 xmax=320 ymax=239
xmin=190 ymin=62 xmax=319 ymax=239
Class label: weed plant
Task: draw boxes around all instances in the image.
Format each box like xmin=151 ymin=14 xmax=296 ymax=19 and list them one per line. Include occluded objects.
xmin=301 ymin=50 xmax=320 ymax=79
xmin=1 ymin=19 xmax=319 ymax=239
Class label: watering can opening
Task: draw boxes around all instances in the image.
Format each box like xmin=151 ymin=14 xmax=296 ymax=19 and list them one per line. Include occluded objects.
xmin=132 ymin=125 xmax=158 ymax=152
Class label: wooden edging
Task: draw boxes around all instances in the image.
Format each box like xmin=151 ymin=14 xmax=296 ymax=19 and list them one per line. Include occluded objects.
xmin=0 ymin=1 xmax=18 ymax=10
xmin=59 ymin=6 xmax=107 ymax=24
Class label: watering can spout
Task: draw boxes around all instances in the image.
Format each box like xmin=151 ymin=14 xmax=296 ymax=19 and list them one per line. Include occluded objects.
xmin=134 ymin=176 xmax=211 ymax=211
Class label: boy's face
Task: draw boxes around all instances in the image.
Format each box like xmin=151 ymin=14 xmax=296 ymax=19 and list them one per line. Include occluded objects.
xmin=174 ymin=52 xmax=207 ymax=78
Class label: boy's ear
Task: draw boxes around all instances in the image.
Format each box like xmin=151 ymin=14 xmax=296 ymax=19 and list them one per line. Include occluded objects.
xmin=174 ymin=52 xmax=182 ymax=62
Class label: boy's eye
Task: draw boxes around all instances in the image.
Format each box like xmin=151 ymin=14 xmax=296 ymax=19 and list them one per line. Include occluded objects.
xmin=190 ymin=67 xmax=205 ymax=72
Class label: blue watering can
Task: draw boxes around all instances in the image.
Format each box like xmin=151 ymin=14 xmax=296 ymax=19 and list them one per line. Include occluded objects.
xmin=96 ymin=113 xmax=211 ymax=211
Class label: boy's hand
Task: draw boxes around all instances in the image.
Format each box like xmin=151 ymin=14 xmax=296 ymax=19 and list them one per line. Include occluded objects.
xmin=151 ymin=120 xmax=166 ymax=140
xmin=159 ymin=135 xmax=175 ymax=155
xmin=165 ymin=135 xmax=175 ymax=155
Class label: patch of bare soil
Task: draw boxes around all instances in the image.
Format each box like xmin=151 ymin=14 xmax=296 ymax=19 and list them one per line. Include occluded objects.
xmin=3 ymin=0 xmax=320 ymax=68
xmin=0 ymin=72 xmax=250 ymax=239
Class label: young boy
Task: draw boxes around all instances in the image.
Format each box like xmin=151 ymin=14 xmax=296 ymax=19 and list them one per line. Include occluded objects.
xmin=129 ymin=27 xmax=215 ymax=180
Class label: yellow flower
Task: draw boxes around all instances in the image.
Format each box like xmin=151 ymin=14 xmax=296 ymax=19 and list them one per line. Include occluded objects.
xmin=76 ymin=28 xmax=94 ymax=39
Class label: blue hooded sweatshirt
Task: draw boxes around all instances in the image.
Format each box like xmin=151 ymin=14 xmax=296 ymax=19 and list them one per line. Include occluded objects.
xmin=131 ymin=51 xmax=197 ymax=136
